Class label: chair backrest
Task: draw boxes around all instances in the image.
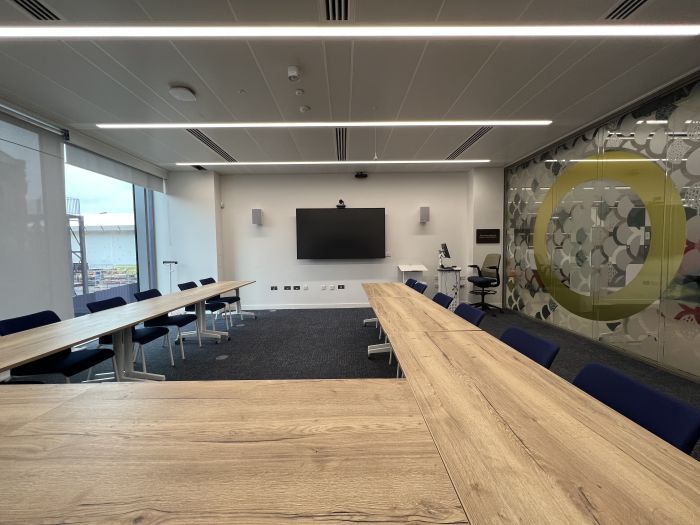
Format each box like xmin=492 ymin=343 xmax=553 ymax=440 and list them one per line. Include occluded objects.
xmin=134 ymin=289 xmax=162 ymax=301
xmin=86 ymin=296 xmax=127 ymax=313
xmin=200 ymin=277 xmax=216 ymax=285
xmin=405 ymin=278 xmax=417 ymax=288
xmin=482 ymin=253 xmax=501 ymax=280
xmin=499 ymin=327 xmax=559 ymax=369
xmin=454 ymin=303 xmax=486 ymax=326
xmin=573 ymin=363 xmax=700 ymax=454
xmin=412 ymin=282 xmax=428 ymax=294
xmin=432 ymin=292 xmax=453 ymax=309
xmin=0 ymin=310 xmax=61 ymax=336
xmin=178 ymin=281 xmax=197 ymax=291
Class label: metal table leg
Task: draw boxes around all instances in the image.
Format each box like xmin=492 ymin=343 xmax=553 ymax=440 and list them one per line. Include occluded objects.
xmin=181 ymin=300 xmax=230 ymax=342
xmin=113 ymin=327 xmax=165 ymax=381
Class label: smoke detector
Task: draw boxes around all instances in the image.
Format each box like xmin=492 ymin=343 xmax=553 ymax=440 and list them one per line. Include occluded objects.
xmin=168 ymin=85 xmax=197 ymax=102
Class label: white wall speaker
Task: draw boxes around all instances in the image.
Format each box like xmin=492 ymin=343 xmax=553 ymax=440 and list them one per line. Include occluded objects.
xmin=419 ymin=206 xmax=430 ymax=223
xmin=252 ymin=208 xmax=263 ymax=225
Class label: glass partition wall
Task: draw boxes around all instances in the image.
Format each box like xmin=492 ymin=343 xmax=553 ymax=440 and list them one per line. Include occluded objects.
xmin=505 ymin=80 xmax=700 ymax=379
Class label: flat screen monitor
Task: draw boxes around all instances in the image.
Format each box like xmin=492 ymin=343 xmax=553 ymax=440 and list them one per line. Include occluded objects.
xmin=296 ymin=208 xmax=385 ymax=259
xmin=441 ymin=243 xmax=451 ymax=258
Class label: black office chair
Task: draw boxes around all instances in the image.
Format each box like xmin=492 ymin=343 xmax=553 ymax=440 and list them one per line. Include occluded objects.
xmin=134 ymin=289 xmax=200 ymax=360
xmin=178 ymin=281 xmax=229 ymax=330
xmin=454 ymin=303 xmax=486 ymax=327
xmin=468 ymin=253 xmax=503 ymax=313
xmin=0 ymin=310 xmax=117 ymax=383
xmin=432 ymin=292 xmax=453 ymax=309
xmin=405 ymin=278 xmax=417 ymax=288
xmin=86 ymin=297 xmax=174 ymax=371
xmin=574 ymin=363 xmax=700 ymax=454
xmin=200 ymin=277 xmax=240 ymax=324
xmin=499 ymin=327 xmax=559 ymax=369
xmin=412 ymin=282 xmax=428 ymax=294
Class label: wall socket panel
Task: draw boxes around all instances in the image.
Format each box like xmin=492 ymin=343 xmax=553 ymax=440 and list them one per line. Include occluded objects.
xmin=338 ymin=284 xmax=345 ymax=289
xmin=329 ymin=285 xmax=336 ymax=290
xmin=283 ymin=285 xmax=291 ymax=290
xmin=270 ymin=285 xmax=278 ymax=291
xmin=293 ymin=285 xmax=301 ymax=290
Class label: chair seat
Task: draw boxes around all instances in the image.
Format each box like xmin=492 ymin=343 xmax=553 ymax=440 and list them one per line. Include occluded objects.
xmin=468 ymin=276 xmax=498 ymax=287
xmin=13 ymin=347 xmax=115 ymax=378
xmin=133 ymin=326 xmax=170 ymax=345
xmin=145 ymin=313 xmax=196 ymax=328
xmin=185 ymin=301 xmax=226 ymax=313
xmin=218 ymin=296 xmax=240 ymax=304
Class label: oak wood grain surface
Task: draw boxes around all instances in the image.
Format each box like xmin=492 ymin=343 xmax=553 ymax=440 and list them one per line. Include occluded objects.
xmin=362 ymin=282 xmax=418 ymax=298
xmin=0 ymin=280 xmax=254 ymax=373
xmin=389 ymin=329 xmax=700 ymax=524
xmin=0 ymin=379 xmax=468 ymax=524
xmin=369 ymin=296 xmax=480 ymax=333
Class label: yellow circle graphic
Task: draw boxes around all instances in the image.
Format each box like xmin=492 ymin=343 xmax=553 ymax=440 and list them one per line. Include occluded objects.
xmin=533 ymin=150 xmax=686 ymax=321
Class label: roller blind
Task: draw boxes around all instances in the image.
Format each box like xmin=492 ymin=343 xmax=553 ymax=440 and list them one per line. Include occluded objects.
xmin=65 ymin=144 xmax=164 ymax=192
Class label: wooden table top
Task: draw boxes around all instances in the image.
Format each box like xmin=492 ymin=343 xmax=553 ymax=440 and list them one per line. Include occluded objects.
xmin=389 ymin=329 xmax=700 ymax=524
xmin=0 ymin=280 xmax=254 ymax=373
xmin=369 ymin=296 xmax=480 ymax=332
xmin=0 ymin=379 xmax=468 ymax=524
xmin=362 ymin=282 xmax=418 ymax=298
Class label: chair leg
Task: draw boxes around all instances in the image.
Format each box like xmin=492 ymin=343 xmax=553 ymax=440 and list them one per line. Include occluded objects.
xmin=138 ymin=343 xmax=147 ymax=373
xmin=389 ymin=349 xmax=393 ymax=365
xmin=177 ymin=327 xmax=186 ymax=360
xmin=378 ymin=325 xmax=383 ymax=340
xmin=165 ymin=335 xmax=174 ymax=366
xmin=85 ymin=366 xmax=94 ymax=381
xmin=64 ymin=376 xmax=71 ymax=384
xmin=396 ymin=363 xmax=401 ymax=378
xmin=112 ymin=356 xmax=120 ymax=382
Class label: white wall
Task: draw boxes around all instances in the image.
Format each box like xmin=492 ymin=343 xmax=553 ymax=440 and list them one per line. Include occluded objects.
xmin=154 ymin=170 xmax=220 ymax=294
xmin=219 ymin=171 xmax=488 ymax=309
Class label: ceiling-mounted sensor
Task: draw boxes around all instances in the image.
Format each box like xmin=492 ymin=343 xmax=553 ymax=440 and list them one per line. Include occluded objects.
xmin=299 ymin=105 xmax=311 ymax=113
xmin=168 ymin=85 xmax=197 ymax=102
xmin=295 ymin=88 xmax=305 ymax=96
xmin=288 ymin=65 xmax=301 ymax=82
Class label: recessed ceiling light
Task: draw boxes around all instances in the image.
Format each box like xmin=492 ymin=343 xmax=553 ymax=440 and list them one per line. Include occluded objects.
xmin=168 ymin=85 xmax=196 ymax=102
xmin=636 ymin=119 xmax=668 ymax=124
xmin=0 ymin=25 xmax=698 ymax=39
xmin=97 ymin=119 xmax=552 ymax=129
xmin=175 ymin=159 xmax=490 ymax=167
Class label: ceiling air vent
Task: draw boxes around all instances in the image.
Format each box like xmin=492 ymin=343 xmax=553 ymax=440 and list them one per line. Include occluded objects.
xmin=186 ymin=129 xmax=237 ymax=162
xmin=325 ymin=0 xmax=348 ymax=21
xmin=605 ymin=0 xmax=648 ymax=20
xmin=12 ymin=0 xmax=60 ymax=20
xmin=446 ymin=126 xmax=492 ymax=160
xmin=192 ymin=165 xmax=206 ymax=171
xmin=335 ymin=127 xmax=347 ymax=161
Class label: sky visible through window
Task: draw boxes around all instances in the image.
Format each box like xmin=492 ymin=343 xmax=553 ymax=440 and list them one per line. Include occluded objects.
xmin=64 ymin=163 xmax=134 ymax=214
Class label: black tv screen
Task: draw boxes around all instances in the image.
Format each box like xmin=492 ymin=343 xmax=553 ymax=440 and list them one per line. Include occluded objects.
xmin=296 ymin=208 xmax=385 ymax=259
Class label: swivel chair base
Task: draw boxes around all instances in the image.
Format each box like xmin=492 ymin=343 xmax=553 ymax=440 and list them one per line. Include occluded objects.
xmin=469 ymin=289 xmax=504 ymax=314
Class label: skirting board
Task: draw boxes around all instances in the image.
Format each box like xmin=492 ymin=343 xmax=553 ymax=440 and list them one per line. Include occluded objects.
xmin=245 ymin=302 xmax=371 ymax=310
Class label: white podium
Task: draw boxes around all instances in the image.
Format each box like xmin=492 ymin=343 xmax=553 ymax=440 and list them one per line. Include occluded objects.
xmin=437 ymin=267 xmax=461 ymax=311
xmin=397 ymin=264 xmax=428 ymax=283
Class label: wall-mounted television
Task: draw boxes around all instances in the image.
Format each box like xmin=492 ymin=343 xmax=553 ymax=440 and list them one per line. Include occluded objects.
xmin=296 ymin=208 xmax=385 ymax=259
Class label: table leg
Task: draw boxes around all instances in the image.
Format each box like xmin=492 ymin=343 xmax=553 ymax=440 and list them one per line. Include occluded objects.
xmin=114 ymin=328 xmax=165 ymax=381
xmin=181 ymin=300 xmax=230 ymax=342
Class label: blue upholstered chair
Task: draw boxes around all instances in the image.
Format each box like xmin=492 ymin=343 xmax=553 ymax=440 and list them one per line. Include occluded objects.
xmin=405 ymin=278 xmax=417 ymax=288
xmin=178 ymin=281 xmax=229 ymax=330
xmin=134 ymin=289 xmax=200 ymax=359
xmin=499 ymin=327 xmax=559 ymax=369
xmin=573 ymin=363 xmax=700 ymax=454
xmin=468 ymin=253 xmax=503 ymax=313
xmin=86 ymin=297 xmax=174 ymax=371
xmin=412 ymin=282 xmax=428 ymax=294
xmin=0 ymin=310 xmax=117 ymax=383
xmin=432 ymin=292 xmax=453 ymax=309
xmin=454 ymin=303 xmax=486 ymax=327
xmin=200 ymin=277 xmax=240 ymax=320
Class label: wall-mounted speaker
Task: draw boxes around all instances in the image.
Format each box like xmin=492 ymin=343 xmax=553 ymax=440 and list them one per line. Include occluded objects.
xmin=419 ymin=206 xmax=430 ymax=223
xmin=252 ymin=208 xmax=263 ymax=225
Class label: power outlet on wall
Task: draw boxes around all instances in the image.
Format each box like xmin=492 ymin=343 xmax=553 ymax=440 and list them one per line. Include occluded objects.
xmin=321 ymin=285 xmax=327 ymax=290
xmin=270 ymin=285 xmax=278 ymax=291
xmin=284 ymin=285 xmax=292 ymax=291
xmin=338 ymin=284 xmax=345 ymax=290
xmin=303 ymin=285 xmax=309 ymax=290
xmin=329 ymin=285 xmax=336 ymax=290
xmin=293 ymin=285 xmax=301 ymax=290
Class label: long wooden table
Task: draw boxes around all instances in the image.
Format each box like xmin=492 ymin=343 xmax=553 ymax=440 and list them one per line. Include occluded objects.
xmin=0 ymin=280 xmax=254 ymax=381
xmin=0 ymin=379 xmax=468 ymax=524
xmin=366 ymin=282 xmax=700 ymax=523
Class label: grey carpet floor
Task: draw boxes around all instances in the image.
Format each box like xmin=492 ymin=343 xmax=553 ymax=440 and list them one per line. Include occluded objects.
xmin=12 ymin=307 xmax=700 ymax=458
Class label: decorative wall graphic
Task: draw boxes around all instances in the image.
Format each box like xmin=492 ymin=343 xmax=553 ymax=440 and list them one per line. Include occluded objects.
xmin=505 ymin=79 xmax=700 ymax=378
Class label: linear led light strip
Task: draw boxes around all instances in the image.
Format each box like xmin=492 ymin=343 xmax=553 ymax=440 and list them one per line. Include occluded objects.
xmin=0 ymin=25 xmax=698 ymax=39
xmin=544 ymin=158 xmax=687 ymax=162
xmin=176 ymin=159 xmax=489 ymax=167
xmin=98 ymin=120 xmax=551 ymax=129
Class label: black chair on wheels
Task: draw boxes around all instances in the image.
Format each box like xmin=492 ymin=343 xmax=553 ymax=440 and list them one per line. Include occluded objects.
xmin=200 ymin=277 xmax=241 ymax=322
xmin=468 ymin=253 xmax=503 ymax=313
xmin=86 ymin=297 xmax=174 ymax=372
xmin=0 ymin=310 xmax=117 ymax=383
xmin=178 ymin=281 xmax=229 ymax=330
xmin=134 ymin=289 xmax=200 ymax=360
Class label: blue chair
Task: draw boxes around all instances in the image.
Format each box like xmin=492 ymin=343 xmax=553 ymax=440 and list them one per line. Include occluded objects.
xmin=178 ymin=281 xmax=229 ymax=330
xmin=454 ymin=303 xmax=486 ymax=327
xmin=412 ymin=282 xmax=428 ymax=294
xmin=134 ymin=289 xmax=200 ymax=359
xmin=200 ymin=277 xmax=240 ymax=320
xmin=86 ymin=297 xmax=174 ymax=370
xmin=432 ymin=292 xmax=453 ymax=309
xmin=405 ymin=278 xmax=417 ymax=288
xmin=468 ymin=253 xmax=503 ymax=313
xmin=499 ymin=327 xmax=559 ymax=369
xmin=574 ymin=363 xmax=700 ymax=454
xmin=0 ymin=310 xmax=117 ymax=383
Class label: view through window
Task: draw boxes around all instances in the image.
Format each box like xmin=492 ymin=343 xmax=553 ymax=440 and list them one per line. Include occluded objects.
xmin=65 ymin=163 xmax=138 ymax=315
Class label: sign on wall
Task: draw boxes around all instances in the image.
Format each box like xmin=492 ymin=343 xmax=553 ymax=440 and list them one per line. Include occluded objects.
xmin=476 ymin=229 xmax=500 ymax=244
